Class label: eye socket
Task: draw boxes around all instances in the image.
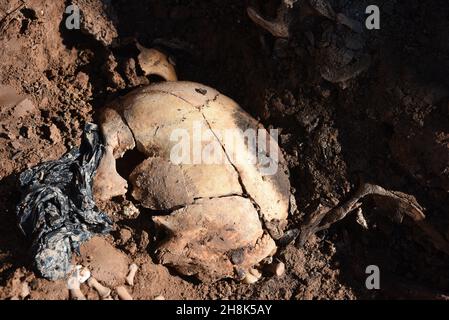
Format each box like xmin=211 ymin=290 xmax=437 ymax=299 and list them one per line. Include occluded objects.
xmin=115 ymin=148 xmax=147 ymax=183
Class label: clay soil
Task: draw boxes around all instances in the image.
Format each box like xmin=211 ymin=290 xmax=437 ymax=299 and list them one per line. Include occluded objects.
xmin=0 ymin=0 xmax=448 ymax=300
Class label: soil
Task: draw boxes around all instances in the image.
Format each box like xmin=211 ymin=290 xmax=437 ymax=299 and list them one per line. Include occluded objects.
xmin=0 ymin=0 xmax=448 ymax=300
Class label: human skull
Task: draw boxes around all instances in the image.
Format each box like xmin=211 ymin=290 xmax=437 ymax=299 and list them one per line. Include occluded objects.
xmin=94 ymin=80 xmax=291 ymax=282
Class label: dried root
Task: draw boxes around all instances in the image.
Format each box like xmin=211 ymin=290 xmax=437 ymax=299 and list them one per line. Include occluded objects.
xmin=247 ymin=2 xmax=291 ymax=38
xmin=297 ymin=183 xmax=449 ymax=256
xmin=247 ymin=0 xmax=365 ymax=38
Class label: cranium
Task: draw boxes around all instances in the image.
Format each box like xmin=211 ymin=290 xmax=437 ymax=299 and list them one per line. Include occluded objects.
xmin=93 ymin=51 xmax=291 ymax=282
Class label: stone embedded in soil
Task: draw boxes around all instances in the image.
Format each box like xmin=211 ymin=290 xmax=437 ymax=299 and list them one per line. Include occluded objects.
xmin=49 ymin=124 xmax=62 ymax=144
xmin=119 ymin=228 xmax=133 ymax=244
xmin=11 ymin=99 xmax=37 ymax=118
xmin=122 ymin=201 xmax=140 ymax=217
xmin=0 ymin=86 xmax=37 ymax=119
xmin=74 ymin=72 xmax=90 ymax=90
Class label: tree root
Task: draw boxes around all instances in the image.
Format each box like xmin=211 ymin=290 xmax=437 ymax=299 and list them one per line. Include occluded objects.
xmin=247 ymin=0 xmax=365 ymax=38
xmin=296 ymin=183 xmax=449 ymax=256
xmin=247 ymin=2 xmax=291 ymax=38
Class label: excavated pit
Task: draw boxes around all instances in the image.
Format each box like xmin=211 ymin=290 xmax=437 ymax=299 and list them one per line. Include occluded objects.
xmin=0 ymin=0 xmax=449 ymax=300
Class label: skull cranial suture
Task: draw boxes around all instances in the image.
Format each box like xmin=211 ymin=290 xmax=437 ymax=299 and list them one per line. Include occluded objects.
xmin=94 ymin=81 xmax=291 ymax=282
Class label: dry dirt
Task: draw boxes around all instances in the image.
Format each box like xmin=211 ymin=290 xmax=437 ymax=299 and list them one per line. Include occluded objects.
xmin=0 ymin=0 xmax=448 ymax=300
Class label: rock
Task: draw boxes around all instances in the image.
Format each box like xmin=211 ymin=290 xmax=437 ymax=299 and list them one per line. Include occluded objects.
xmin=0 ymin=85 xmax=37 ymax=119
xmin=139 ymin=230 xmax=150 ymax=250
xmin=12 ymin=99 xmax=37 ymax=118
xmin=126 ymin=242 xmax=137 ymax=255
xmin=119 ymin=228 xmax=132 ymax=244
xmin=122 ymin=201 xmax=139 ymax=217
xmin=74 ymin=72 xmax=90 ymax=90
xmin=49 ymin=124 xmax=62 ymax=144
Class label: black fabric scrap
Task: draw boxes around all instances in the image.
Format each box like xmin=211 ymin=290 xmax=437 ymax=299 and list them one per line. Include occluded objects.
xmin=16 ymin=123 xmax=112 ymax=280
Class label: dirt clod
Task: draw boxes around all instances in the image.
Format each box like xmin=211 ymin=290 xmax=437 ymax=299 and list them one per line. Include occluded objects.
xmin=79 ymin=237 xmax=129 ymax=288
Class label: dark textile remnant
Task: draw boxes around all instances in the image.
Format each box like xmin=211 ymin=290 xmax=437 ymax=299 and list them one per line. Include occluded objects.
xmin=16 ymin=123 xmax=112 ymax=280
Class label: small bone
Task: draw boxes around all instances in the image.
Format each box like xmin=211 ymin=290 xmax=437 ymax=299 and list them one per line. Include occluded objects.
xmin=126 ymin=263 xmax=138 ymax=286
xmin=67 ymin=266 xmax=90 ymax=300
xmin=67 ymin=275 xmax=86 ymax=300
xmin=137 ymin=44 xmax=177 ymax=81
xmin=249 ymin=268 xmax=262 ymax=278
xmin=116 ymin=286 xmax=133 ymax=300
xmin=243 ymin=273 xmax=260 ymax=284
xmin=93 ymin=145 xmax=128 ymax=201
xmin=20 ymin=282 xmax=30 ymax=299
xmin=79 ymin=267 xmax=91 ymax=283
xmin=88 ymin=277 xmax=111 ymax=299
xmin=154 ymin=295 xmax=165 ymax=300
xmin=243 ymin=268 xmax=262 ymax=284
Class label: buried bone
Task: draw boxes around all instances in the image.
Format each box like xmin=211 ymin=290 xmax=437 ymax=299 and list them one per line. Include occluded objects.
xmin=243 ymin=268 xmax=262 ymax=284
xmin=94 ymin=80 xmax=291 ymax=282
xmin=126 ymin=264 xmax=138 ymax=286
xmin=266 ymin=261 xmax=286 ymax=277
xmin=88 ymin=277 xmax=111 ymax=299
xmin=116 ymin=286 xmax=133 ymax=300
xmin=67 ymin=269 xmax=87 ymax=300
